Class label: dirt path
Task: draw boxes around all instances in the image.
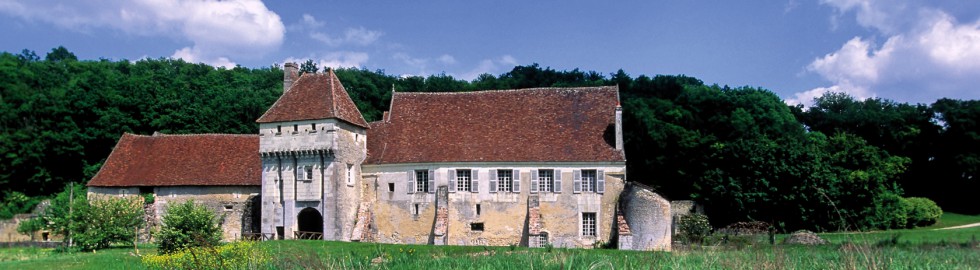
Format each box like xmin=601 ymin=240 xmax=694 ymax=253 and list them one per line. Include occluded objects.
xmin=934 ymin=222 xmax=980 ymax=230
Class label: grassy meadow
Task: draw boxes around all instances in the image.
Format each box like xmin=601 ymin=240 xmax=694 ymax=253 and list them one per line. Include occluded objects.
xmin=1 ymin=213 xmax=977 ymax=269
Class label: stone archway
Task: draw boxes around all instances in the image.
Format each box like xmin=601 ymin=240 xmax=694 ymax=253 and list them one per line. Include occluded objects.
xmin=297 ymin=207 xmax=323 ymax=233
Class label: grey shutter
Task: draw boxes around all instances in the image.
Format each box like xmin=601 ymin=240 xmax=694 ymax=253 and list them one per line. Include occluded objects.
xmin=428 ymin=169 xmax=435 ymax=193
xmin=512 ymin=169 xmax=521 ymax=193
xmin=554 ymin=170 xmax=562 ymax=193
xmin=573 ymin=170 xmax=582 ymax=193
xmin=471 ymin=169 xmax=479 ymax=193
xmin=530 ymin=169 xmax=539 ymax=193
xmin=448 ymin=169 xmax=457 ymax=193
xmin=597 ymin=170 xmax=606 ymax=193
xmin=407 ymin=170 xmax=415 ymax=194
xmin=489 ymin=169 xmax=498 ymax=193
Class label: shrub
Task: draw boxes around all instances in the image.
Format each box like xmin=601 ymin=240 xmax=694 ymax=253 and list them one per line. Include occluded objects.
xmin=16 ymin=217 xmax=44 ymax=240
xmin=0 ymin=191 xmax=41 ymax=219
xmin=873 ymin=193 xmax=911 ymax=229
xmin=678 ymin=213 xmax=712 ymax=245
xmin=905 ymin=197 xmax=942 ymax=227
xmin=142 ymin=241 xmax=268 ymax=270
xmin=156 ymin=200 xmax=222 ymax=254
xmin=72 ymin=195 xmax=146 ymax=250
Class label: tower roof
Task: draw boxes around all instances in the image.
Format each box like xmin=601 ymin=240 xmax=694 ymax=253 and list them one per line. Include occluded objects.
xmin=256 ymin=69 xmax=369 ymax=128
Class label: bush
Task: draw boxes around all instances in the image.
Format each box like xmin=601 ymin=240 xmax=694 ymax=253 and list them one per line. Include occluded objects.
xmin=16 ymin=217 xmax=44 ymax=240
xmin=72 ymin=196 xmax=146 ymax=250
xmin=142 ymin=241 xmax=268 ymax=270
xmin=678 ymin=213 xmax=712 ymax=245
xmin=905 ymin=197 xmax=942 ymax=227
xmin=157 ymin=200 xmax=222 ymax=254
xmin=873 ymin=193 xmax=911 ymax=229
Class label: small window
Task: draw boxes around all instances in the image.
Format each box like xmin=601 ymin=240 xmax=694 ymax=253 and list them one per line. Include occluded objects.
xmin=311 ymin=123 xmax=317 ymax=130
xmin=497 ymin=170 xmax=512 ymax=192
xmin=470 ymin=223 xmax=485 ymax=231
xmin=346 ymin=164 xmax=354 ymax=185
xmin=582 ymin=212 xmax=597 ymax=236
xmin=415 ymin=170 xmax=429 ymax=192
xmin=413 ymin=204 xmax=420 ymax=215
xmin=298 ymin=165 xmax=313 ymax=181
xmin=388 ymin=183 xmax=395 ymax=192
xmin=224 ymin=205 xmax=233 ymax=211
xmin=476 ymin=204 xmax=481 ymax=216
xmin=456 ymin=169 xmax=472 ymax=192
xmin=276 ymin=125 xmax=282 ymax=134
xmin=581 ymin=170 xmax=597 ymax=192
xmin=293 ymin=124 xmax=298 ymax=132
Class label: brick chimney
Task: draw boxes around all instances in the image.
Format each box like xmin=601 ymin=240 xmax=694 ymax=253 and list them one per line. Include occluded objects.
xmin=283 ymin=62 xmax=298 ymax=93
xmin=615 ymin=105 xmax=623 ymax=151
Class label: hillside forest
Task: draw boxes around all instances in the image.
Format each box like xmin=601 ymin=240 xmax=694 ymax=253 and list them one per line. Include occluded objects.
xmin=1 ymin=47 xmax=976 ymax=232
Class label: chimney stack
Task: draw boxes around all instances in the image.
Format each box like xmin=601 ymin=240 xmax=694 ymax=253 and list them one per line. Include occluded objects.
xmin=283 ymin=62 xmax=298 ymax=93
xmin=615 ymin=105 xmax=624 ymax=151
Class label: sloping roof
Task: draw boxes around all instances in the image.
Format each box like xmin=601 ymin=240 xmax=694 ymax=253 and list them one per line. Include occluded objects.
xmin=366 ymin=86 xmax=625 ymax=164
xmin=256 ymin=69 xmax=369 ymax=128
xmin=87 ymin=133 xmax=260 ymax=187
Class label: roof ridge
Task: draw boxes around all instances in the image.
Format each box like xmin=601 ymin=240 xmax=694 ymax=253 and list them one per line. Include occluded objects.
xmin=132 ymin=133 xmax=259 ymax=138
xmin=394 ymin=85 xmax=618 ymax=96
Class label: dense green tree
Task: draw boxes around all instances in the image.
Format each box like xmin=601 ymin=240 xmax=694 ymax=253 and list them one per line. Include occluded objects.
xmin=156 ymin=200 xmax=222 ymax=254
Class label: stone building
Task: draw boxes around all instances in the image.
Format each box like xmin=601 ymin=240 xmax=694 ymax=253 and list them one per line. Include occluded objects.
xmin=87 ymin=133 xmax=262 ymax=241
xmin=86 ymin=63 xmax=671 ymax=250
xmin=256 ymin=64 xmax=670 ymax=249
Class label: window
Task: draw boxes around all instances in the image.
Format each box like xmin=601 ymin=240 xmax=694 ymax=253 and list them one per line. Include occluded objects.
xmin=470 ymin=222 xmax=484 ymax=231
xmin=293 ymin=124 xmax=298 ymax=133
xmin=456 ymin=169 xmax=472 ymax=192
xmin=581 ymin=170 xmax=597 ymax=192
xmin=298 ymin=165 xmax=313 ymax=181
xmin=538 ymin=169 xmax=554 ymax=192
xmin=119 ymin=189 xmax=129 ymax=197
xmin=388 ymin=183 xmax=395 ymax=192
xmin=346 ymin=164 xmax=354 ymax=185
xmin=415 ymin=170 xmax=429 ymax=192
xmin=475 ymin=204 xmax=481 ymax=215
xmin=311 ymin=123 xmax=317 ymax=130
xmin=582 ymin=212 xmax=597 ymax=236
xmin=276 ymin=125 xmax=282 ymax=134
xmin=224 ymin=205 xmax=233 ymax=211
xmin=413 ymin=204 xmax=420 ymax=215
xmin=497 ymin=170 xmax=512 ymax=192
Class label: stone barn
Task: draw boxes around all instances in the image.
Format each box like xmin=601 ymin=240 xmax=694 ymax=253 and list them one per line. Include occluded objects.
xmin=87 ymin=133 xmax=261 ymax=241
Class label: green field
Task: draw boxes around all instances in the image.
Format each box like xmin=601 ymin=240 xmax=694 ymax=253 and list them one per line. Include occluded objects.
xmin=2 ymin=213 xmax=978 ymax=269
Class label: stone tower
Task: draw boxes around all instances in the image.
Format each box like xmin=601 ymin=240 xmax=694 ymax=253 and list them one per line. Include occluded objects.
xmin=256 ymin=64 xmax=369 ymax=240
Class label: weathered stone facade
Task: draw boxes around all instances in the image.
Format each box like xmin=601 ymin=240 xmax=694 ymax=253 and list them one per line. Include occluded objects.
xmin=88 ymin=186 xmax=260 ymax=241
xmin=619 ymin=183 xmax=672 ymax=250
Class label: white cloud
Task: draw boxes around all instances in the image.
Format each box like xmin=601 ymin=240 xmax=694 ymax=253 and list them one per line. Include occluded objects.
xmin=458 ymin=55 xmax=520 ymax=80
xmin=284 ymin=51 xmax=369 ymax=70
xmin=794 ymin=1 xmax=980 ymax=105
xmin=0 ymin=0 xmax=284 ymax=67
xmin=297 ymin=14 xmax=382 ymax=47
xmin=437 ymin=54 xmax=456 ymax=65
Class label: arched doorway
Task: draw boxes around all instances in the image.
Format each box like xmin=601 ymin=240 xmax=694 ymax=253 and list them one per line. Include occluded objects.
xmin=297 ymin=207 xmax=323 ymax=233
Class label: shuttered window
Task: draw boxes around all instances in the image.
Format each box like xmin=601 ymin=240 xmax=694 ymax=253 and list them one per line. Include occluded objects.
xmin=456 ymin=169 xmax=472 ymax=192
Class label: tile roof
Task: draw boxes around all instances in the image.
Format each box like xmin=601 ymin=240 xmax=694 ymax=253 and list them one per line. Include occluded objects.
xmin=256 ymin=69 xmax=369 ymax=128
xmin=366 ymin=86 xmax=625 ymax=164
xmin=87 ymin=133 xmax=260 ymax=187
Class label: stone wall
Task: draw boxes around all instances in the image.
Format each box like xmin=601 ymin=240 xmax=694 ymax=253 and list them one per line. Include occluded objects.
xmin=363 ymin=163 xmax=626 ymax=248
xmin=89 ymin=185 xmax=260 ymax=242
xmin=619 ymin=183 xmax=671 ymax=251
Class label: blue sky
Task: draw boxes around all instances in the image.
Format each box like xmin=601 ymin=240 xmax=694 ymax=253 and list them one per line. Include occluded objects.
xmin=1 ymin=1 xmax=978 ymax=105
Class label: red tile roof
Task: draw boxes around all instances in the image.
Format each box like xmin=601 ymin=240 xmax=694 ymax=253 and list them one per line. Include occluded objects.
xmin=366 ymin=86 xmax=625 ymax=164
xmin=256 ymin=69 xmax=369 ymax=128
xmin=87 ymin=133 xmax=260 ymax=187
